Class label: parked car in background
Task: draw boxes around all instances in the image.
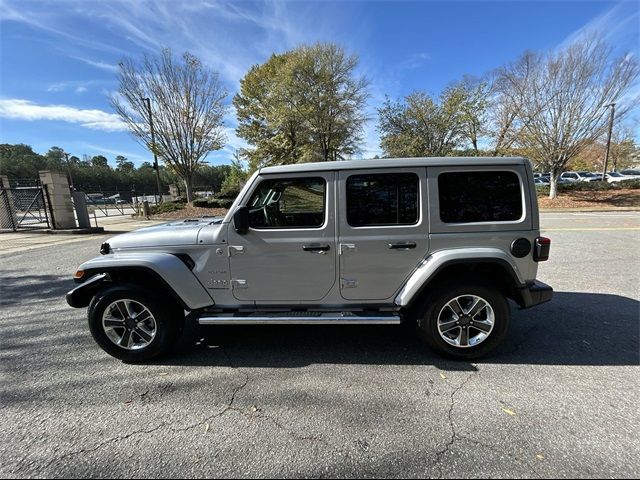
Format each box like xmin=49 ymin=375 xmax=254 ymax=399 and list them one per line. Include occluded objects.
xmin=561 ymin=171 xmax=601 ymax=182
xmin=534 ymin=177 xmax=549 ymax=187
xmin=620 ymin=169 xmax=640 ymax=179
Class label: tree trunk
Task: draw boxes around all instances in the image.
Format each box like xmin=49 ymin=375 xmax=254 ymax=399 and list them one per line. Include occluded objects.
xmin=549 ymin=171 xmax=560 ymax=199
xmin=184 ymin=176 xmax=194 ymax=203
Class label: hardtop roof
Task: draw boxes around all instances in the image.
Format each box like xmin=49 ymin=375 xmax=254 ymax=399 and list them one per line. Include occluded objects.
xmin=259 ymin=156 xmax=528 ymax=174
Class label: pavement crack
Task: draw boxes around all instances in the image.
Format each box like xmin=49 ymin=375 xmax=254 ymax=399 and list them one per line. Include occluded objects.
xmin=36 ymin=345 xmax=250 ymax=473
xmin=432 ymin=367 xmax=477 ymax=478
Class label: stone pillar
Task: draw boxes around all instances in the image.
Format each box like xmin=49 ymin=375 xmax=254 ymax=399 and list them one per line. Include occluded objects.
xmin=38 ymin=170 xmax=77 ymax=229
xmin=72 ymin=191 xmax=91 ymax=228
xmin=0 ymin=175 xmax=18 ymax=230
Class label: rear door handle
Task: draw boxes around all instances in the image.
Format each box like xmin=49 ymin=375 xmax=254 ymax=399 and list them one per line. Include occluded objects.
xmin=388 ymin=242 xmax=416 ymax=250
xmin=303 ymin=244 xmax=330 ymax=253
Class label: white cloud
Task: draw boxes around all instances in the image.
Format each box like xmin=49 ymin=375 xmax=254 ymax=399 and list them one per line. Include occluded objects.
xmin=0 ymin=98 xmax=126 ymax=132
xmin=399 ymin=52 xmax=431 ymax=70
xmin=560 ymin=2 xmax=640 ymax=50
xmin=71 ymin=56 xmax=119 ymax=73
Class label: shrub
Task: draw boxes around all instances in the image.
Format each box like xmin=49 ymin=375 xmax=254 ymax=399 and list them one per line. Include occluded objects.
xmin=618 ymin=178 xmax=640 ymax=189
xmin=150 ymin=201 xmax=184 ymax=214
xmin=190 ymin=197 xmax=233 ymax=209
xmin=192 ymin=198 xmax=210 ymax=207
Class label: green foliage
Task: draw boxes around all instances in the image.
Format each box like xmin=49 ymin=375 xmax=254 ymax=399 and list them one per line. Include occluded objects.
xmin=377 ymin=87 xmax=484 ymax=157
xmin=192 ymin=197 xmax=234 ymax=209
xmin=150 ymin=201 xmax=185 ymax=214
xmin=0 ymin=143 xmax=232 ymax=194
xmin=192 ymin=198 xmax=210 ymax=207
xmin=618 ymin=178 xmax=640 ymax=189
xmin=234 ymin=42 xmax=369 ymax=170
xmin=220 ymin=152 xmax=248 ymax=196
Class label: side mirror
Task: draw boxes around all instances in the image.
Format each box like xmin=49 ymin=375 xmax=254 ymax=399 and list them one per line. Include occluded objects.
xmin=233 ymin=206 xmax=249 ymax=234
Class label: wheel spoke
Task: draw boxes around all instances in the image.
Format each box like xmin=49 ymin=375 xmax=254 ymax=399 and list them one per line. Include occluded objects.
xmin=459 ymin=327 xmax=469 ymax=347
xmin=124 ymin=300 xmax=136 ymax=318
xmin=120 ymin=329 xmax=133 ymax=348
xmin=134 ymin=311 xmax=152 ymax=325
xmin=134 ymin=326 xmax=153 ymax=343
xmin=104 ymin=317 xmax=125 ymax=328
xmin=468 ymin=298 xmax=487 ymax=319
xmin=472 ymin=320 xmax=492 ymax=333
xmin=448 ymin=299 xmax=464 ymax=317
xmin=115 ymin=301 xmax=128 ymax=320
xmin=439 ymin=319 xmax=459 ymax=334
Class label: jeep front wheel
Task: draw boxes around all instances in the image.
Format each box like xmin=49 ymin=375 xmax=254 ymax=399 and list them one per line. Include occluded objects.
xmin=88 ymin=285 xmax=181 ymax=362
xmin=415 ymin=281 xmax=510 ymax=360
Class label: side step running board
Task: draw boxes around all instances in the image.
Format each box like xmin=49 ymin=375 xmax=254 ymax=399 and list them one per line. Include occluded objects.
xmin=198 ymin=313 xmax=401 ymax=325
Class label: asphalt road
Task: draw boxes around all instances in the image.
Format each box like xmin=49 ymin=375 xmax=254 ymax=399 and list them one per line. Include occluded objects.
xmin=1 ymin=212 xmax=639 ymax=478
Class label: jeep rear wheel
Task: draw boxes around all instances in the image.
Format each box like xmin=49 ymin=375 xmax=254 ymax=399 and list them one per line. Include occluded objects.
xmin=88 ymin=284 xmax=181 ymax=362
xmin=415 ymin=281 xmax=510 ymax=360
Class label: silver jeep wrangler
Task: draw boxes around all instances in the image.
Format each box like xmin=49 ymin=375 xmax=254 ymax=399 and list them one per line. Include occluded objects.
xmin=67 ymin=157 xmax=552 ymax=362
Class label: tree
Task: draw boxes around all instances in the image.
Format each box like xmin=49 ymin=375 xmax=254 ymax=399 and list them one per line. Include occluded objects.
xmin=110 ymin=49 xmax=228 ymax=202
xmin=609 ymin=128 xmax=639 ymax=171
xmin=234 ymin=43 xmax=369 ymax=170
xmin=220 ymin=150 xmax=249 ymax=196
xmin=91 ymin=155 xmax=109 ymax=168
xmin=445 ymin=76 xmax=490 ymax=153
xmin=377 ymin=90 xmax=467 ymax=157
xmin=494 ymin=39 xmax=639 ymax=198
xmin=115 ymin=155 xmax=135 ymax=173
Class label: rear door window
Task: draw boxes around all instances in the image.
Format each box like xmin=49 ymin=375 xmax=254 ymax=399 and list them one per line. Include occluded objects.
xmin=346 ymin=173 xmax=419 ymax=227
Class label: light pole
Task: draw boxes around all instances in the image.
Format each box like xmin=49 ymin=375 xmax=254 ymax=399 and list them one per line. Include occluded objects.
xmin=601 ymin=103 xmax=616 ymax=178
xmin=144 ymin=97 xmax=163 ymax=203
xmin=64 ymin=152 xmax=74 ymax=190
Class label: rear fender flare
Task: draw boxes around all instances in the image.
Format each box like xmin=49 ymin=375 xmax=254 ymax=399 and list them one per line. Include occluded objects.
xmin=394 ymin=248 xmax=525 ymax=307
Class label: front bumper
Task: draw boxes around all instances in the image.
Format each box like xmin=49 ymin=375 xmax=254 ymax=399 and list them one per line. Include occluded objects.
xmin=66 ymin=273 xmax=108 ymax=308
xmin=518 ymin=280 xmax=553 ymax=308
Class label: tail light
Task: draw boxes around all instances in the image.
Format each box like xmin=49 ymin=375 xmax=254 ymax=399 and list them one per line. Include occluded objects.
xmin=534 ymin=236 xmax=551 ymax=262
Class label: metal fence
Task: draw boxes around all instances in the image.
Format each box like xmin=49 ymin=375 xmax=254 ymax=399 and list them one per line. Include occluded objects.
xmin=0 ymin=186 xmax=50 ymax=232
xmin=79 ymin=190 xmax=139 ymax=218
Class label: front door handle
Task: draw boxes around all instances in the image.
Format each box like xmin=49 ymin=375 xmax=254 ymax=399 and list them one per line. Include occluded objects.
xmin=303 ymin=244 xmax=330 ymax=253
xmin=388 ymin=242 xmax=416 ymax=250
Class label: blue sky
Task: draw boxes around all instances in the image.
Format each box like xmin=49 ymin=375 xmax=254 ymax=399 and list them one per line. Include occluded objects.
xmin=1 ymin=0 xmax=638 ymax=167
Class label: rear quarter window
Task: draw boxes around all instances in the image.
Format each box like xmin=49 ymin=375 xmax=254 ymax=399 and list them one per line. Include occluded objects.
xmin=438 ymin=171 xmax=523 ymax=223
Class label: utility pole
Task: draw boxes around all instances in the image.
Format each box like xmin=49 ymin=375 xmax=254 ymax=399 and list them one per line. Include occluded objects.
xmin=64 ymin=152 xmax=74 ymax=190
xmin=601 ymin=103 xmax=616 ymax=178
xmin=144 ymin=97 xmax=163 ymax=204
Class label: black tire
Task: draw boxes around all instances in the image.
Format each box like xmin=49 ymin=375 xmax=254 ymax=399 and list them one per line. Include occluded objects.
xmin=87 ymin=283 xmax=182 ymax=363
xmin=413 ymin=280 xmax=510 ymax=360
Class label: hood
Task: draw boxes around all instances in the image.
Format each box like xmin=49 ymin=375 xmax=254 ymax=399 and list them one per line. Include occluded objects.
xmin=109 ymin=217 xmax=224 ymax=249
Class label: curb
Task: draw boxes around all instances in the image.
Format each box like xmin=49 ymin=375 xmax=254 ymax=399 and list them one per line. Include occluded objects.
xmin=540 ymin=207 xmax=640 ymax=213
xmin=43 ymin=227 xmax=105 ymax=235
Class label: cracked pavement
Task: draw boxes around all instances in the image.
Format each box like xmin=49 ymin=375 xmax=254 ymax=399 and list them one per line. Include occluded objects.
xmin=1 ymin=212 xmax=639 ymax=478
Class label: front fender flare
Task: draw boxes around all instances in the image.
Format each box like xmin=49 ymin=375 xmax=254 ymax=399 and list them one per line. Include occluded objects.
xmin=74 ymin=252 xmax=214 ymax=310
xmin=394 ymin=248 xmax=525 ymax=307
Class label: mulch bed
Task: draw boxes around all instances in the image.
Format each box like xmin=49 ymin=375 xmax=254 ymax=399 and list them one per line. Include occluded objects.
xmin=537 ymin=189 xmax=640 ymax=209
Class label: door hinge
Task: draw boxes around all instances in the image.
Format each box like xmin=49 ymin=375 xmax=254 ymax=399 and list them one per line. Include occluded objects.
xmin=340 ymin=243 xmax=357 ymax=255
xmin=231 ymin=279 xmax=248 ymax=289
xmin=228 ymin=245 xmax=245 ymax=256
xmin=341 ymin=278 xmax=358 ymax=289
